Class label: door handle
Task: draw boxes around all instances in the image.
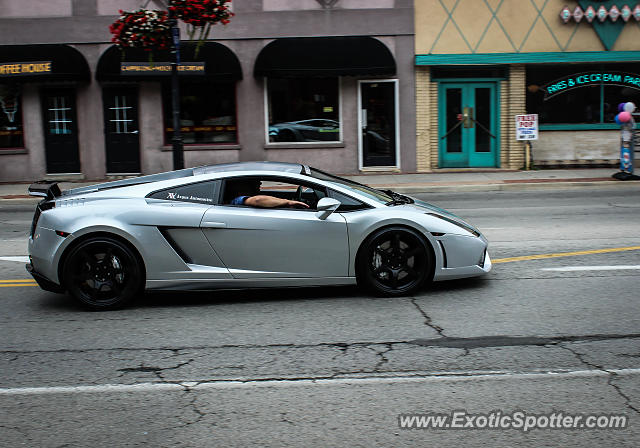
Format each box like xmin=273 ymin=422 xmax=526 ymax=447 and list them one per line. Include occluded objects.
xmin=201 ymin=221 xmax=227 ymax=228
xmin=463 ymin=107 xmax=474 ymax=128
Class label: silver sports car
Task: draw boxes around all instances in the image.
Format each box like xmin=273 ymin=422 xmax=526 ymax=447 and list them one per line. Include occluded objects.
xmin=27 ymin=162 xmax=491 ymax=310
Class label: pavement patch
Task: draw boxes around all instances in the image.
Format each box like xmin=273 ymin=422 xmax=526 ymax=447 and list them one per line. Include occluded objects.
xmin=410 ymin=334 xmax=640 ymax=349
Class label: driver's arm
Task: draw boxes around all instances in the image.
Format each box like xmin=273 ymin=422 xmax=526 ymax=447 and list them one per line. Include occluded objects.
xmin=244 ymin=195 xmax=309 ymax=209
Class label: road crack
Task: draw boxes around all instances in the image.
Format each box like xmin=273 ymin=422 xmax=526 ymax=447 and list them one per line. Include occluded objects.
xmin=561 ymin=344 xmax=640 ymax=415
xmin=409 ymin=297 xmax=446 ymax=337
xmin=367 ymin=343 xmax=394 ymax=370
xmin=118 ymin=359 xmax=194 ymax=380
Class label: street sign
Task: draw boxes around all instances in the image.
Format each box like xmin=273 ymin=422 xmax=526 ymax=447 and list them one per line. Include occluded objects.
xmin=516 ymin=114 xmax=538 ymax=141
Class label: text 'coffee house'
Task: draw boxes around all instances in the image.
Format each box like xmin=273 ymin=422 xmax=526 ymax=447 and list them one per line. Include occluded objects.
xmin=0 ymin=1 xmax=415 ymax=182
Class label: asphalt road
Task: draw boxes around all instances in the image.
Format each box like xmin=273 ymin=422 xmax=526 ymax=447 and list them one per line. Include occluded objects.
xmin=1 ymin=185 xmax=639 ymax=447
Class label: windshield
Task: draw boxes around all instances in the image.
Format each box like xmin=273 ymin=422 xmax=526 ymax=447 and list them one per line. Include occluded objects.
xmin=308 ymin=168 xmax=393 ymax=205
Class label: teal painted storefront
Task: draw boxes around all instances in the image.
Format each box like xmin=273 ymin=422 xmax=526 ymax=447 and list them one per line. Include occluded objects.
xmin=416 ymin=51 xmax=640 ymax=66
xmin=437 ymin=80 xmax=501 ymax=168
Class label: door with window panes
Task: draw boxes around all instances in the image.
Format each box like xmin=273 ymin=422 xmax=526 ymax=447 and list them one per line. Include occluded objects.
xmin=42 ymin=89 xmax=80 ymax=173
xmin=439 ymin=82 xmax=499 ymax=168
xmin=103 ymin=87 xmax=140 ymax=174
xmin=360 ymin=81 xmax=398 ymax=168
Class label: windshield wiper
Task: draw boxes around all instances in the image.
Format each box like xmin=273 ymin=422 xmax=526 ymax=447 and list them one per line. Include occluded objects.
xmin=382 ymin=189 xmax=414 ymax=206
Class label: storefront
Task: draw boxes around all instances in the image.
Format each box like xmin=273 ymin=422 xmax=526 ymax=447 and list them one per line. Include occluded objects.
xmin=93 ymin=35 xmax=405 ymax=177
xmin=0 ymin=45 xmax=90 ymax=180
xmin=254 ymin=36 xmax=399 ymax=170
xmin=415 ymin=0 xmax=640 ymax=170
xmin=0 ymin=1 xmax=414 ymax=181
xmin=96 ymin=42 xmax=242 ymax=175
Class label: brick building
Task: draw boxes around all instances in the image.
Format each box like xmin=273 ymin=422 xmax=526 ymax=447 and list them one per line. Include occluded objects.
xmin=414 ymin=0 xmax=640 ymax=170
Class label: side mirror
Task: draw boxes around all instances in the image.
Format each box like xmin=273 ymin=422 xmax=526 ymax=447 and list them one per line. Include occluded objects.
xmin=315 ymin=197 xmax=341 ymax=220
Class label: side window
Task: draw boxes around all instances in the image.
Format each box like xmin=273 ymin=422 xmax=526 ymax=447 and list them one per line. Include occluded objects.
xmin=222 ymin=176 xmax=327 ymax=210
xmin=328 ymin=189 xmax=369 ymax=212
xmin=148 ymin=181 xmax=220 ymax=205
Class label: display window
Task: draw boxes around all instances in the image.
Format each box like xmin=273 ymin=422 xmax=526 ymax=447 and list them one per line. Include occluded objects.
xmin=163 ymin=81 xmax=237 ymax=145
xmin=527 ymin=63 xmax=640 ymax=127
xmin=0 ymin=84 xmax=24 ymax=149
xmin=266 ymin=78 xmax=340 ymax=143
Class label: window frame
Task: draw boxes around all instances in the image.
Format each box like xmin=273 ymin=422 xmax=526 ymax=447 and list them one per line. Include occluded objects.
xmin=263 ymin=77 xmax=343 ymax=146
xmin=327 ymin=188 xmax=371 ymax=212
xmin=219 ymin=175 xmax=330 ymax=211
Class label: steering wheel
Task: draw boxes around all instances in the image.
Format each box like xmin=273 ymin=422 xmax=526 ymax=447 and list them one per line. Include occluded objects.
xmin=295 ymin=185 xmax=304 ymax=203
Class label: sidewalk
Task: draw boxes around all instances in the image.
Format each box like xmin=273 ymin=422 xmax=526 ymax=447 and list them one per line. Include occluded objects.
xmin=1 ymin=168 xmax=637 ymax=203
xmin=343 ymin=168 xmax=636 ymax=193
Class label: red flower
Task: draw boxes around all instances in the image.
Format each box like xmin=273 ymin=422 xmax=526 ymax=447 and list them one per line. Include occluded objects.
xmin=108 ymin=9 xmax=171 ymax=49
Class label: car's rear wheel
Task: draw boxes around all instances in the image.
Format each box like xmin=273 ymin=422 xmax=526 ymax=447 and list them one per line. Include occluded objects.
xmin=63 ymin=237 xmax=143 ymax=310
xmin=357 ymin=227 xmax=433 ymax=296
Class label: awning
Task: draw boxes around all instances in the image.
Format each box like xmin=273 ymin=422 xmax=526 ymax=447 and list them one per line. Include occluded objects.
xmin=254 ymin=36 xmax=396 ymax=77
xmin=96 ymin=42 xmax=242 ymax=82
xmin=0 ymin=45 xmax=90 ymax=82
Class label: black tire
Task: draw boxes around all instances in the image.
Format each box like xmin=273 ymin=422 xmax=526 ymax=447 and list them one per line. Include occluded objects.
xmin=356 ymin=227 xmax=433 ymax=297
xmin=62 ymin=236 xmax=143 ymax=310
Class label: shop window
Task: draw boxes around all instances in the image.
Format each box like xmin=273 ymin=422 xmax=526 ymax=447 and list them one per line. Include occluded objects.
xmin=0 ymin=85 xmax=24 ymax=149
xmin=267 ymin=78 xmax=340 ymax=143
xmin=163 ymin=81 xmax=237 ymax=145
xmin=527 ymin=64 xmax=640 ymax=126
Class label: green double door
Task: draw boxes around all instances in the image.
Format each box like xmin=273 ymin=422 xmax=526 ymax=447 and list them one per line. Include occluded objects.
xmin=439 ymin=82 xmax=499 ymax=168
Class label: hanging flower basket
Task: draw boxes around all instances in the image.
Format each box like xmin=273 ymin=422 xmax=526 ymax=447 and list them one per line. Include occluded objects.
xmin=109 ymin=9 xmax=171 ymax=51
xmin=169 ymin=0 xmax=234 ymax=55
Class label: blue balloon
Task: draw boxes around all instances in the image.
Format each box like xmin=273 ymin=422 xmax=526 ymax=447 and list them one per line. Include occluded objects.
xmin=615 ymin=114 xmax=622 ymax=125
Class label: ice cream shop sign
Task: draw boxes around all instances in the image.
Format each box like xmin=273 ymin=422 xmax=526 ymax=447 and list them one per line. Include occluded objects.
xmin=543 ymin=72 xmax=640 ymax=99
xmin=560 ymin=2 xmax=640 ymax=49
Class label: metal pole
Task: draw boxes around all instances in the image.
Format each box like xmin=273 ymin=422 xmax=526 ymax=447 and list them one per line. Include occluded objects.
xmin=169 ymin=9 xmax=184 ymax=170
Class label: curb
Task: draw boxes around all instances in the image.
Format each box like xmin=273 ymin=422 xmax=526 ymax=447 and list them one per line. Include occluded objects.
xmin=371 ymin=180 xmax=640 ymax=194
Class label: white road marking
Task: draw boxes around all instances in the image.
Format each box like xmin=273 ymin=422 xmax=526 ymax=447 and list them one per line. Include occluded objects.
xmin=0 ymin=256 xmax=29 ymax=263
xmin=1 ymin=368 xmax=639 ymax=395
xmin=541 ymin=265 xmax=640 ymax=272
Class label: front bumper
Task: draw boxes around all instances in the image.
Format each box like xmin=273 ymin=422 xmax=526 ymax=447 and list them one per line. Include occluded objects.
xmin=26 ymin=262 xmax=64 ymax=293
xmin=432 ymin=233 xmax=492 ymax=281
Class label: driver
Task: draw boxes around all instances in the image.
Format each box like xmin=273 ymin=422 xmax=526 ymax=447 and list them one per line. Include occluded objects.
xmin=229 ymin=179 xmax=309 ymax=209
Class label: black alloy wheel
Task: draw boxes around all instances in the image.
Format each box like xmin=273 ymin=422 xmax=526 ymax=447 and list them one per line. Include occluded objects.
xmin=63 ymin=237 xmax=143 ymax=310
xmin=358 ymin=227 xmax=433 ymax=296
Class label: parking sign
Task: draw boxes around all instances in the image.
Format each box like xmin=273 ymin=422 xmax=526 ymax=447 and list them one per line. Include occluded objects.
xmin=516 ymin=114 xmax=538 ymax=141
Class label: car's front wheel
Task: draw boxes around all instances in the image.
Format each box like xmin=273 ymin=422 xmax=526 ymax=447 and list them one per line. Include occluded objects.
xmin=357 ymin=227 xmax=433 ymax=296
xmin=62 ymin=236 xmax=143 ymax=310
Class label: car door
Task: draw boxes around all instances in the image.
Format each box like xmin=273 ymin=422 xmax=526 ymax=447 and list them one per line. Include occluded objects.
xmin=200 ymin=177 xmax=349 ymax=279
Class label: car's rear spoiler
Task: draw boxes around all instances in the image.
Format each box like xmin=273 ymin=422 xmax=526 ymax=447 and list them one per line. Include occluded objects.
xmin=28 ymin=182 xmax=61 ymax=201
